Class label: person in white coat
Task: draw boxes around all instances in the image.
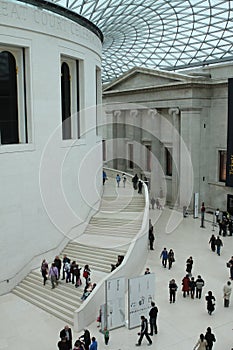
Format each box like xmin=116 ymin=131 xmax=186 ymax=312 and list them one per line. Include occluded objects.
xmin=223 ymin=280 xmax=232 ymax=307
xmin=193 ymin=334 xmax=207 ymax=350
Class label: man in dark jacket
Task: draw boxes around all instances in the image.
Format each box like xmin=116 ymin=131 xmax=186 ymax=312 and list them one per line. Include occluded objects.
xmin=149 ymin=301 xmax=158 ymax=335
xmin=136 ymin=315 xmax=152 ymax=346
xmin=205 ymin=327 xmax=216 ymax=350
xmin=59 ymin=325 xmax=72 ymax=350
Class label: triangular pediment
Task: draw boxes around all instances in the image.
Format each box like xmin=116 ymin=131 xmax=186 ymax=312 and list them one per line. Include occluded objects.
xmin=103 ymin=67 xmax=193 ymax=92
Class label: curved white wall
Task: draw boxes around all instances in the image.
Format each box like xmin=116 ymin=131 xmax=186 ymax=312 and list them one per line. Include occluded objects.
xmin=0 ymin=1 xmax=102 ymax=294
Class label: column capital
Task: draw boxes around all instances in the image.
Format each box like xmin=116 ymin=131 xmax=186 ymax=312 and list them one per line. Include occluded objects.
xmin=168 ymin=107 xmax=179 ymax=116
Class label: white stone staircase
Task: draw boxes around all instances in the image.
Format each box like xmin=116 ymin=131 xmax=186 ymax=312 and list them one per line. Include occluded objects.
xmin=12 ymin=172 xmax=145 ymax=325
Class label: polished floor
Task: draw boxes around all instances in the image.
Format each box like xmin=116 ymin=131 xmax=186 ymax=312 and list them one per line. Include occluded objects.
xmin=0 ymin=208 xmax=232 ymax=350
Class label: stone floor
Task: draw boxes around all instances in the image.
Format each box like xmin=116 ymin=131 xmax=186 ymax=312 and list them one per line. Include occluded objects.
xmin=0 ymin=208 xmax=232 ymax=350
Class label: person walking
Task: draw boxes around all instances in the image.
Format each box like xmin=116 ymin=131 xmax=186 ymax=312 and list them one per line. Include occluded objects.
xmin=168 ymin=249 xmax=175 ymax=270
xmin=186 ymin=256 xmax=194 ymax=276
xmin=182 ymin=274 xmax=190 ymax=297
xmin=149 ymin=301 xmax=158 ymax=335
xmin=205 ymin=291 xmax=216 ymax=315
xmin=62 ymin=255 xmax=70 ymax=280
xmin=193 ymin=333 xmax=207 ymax=350
xmin=215 ymin=236 xmax=223 ymax=256
xmin=160 ymin=248 xmax=168 ymax=268
xmin=41 ymin=259 xmax=48 ymax=286
xmin=223 ymin=280 xmax=232 ymax=307
xmin=49 ymin=262 xmax=59 ymax=289
xmin=54 ymin=255 xmax=62 ymax=279
xmin=205 ymin=327 xmax=216 ymax=350
xmin=200 ymin=202 xmax=206 ymax=228
xmin=169 ymin=279 xmax=178 ymax=303
xmin=83 ymin=264 xmax=91 ymax=286
xmin=135 ymin=315 xmax=152 ymax=346
xmin=195 ymin=275 xmax=205 ymax=299
xmin=209 ymin=234 xmax=216 ymax=252
xmin=116 ymin=174 xmax=121 ymax=187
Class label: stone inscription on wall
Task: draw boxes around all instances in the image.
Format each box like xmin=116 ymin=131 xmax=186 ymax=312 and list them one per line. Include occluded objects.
xmin=0 ymin=1 xmax=101 ymax=49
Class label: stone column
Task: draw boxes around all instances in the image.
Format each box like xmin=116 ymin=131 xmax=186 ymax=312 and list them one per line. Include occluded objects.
xmin=169 ymin=107 xmax=180 ymax=207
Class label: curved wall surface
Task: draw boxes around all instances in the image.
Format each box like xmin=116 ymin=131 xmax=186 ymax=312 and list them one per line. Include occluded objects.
xmin=0 ymin=1 xmax=102 ymax=294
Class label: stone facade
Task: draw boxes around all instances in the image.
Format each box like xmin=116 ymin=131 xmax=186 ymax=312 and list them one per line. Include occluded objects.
xmin=102 ymin=65 xmax=233 ymax=212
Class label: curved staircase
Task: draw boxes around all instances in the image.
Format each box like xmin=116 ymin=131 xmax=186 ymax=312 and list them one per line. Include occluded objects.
xmin=12 ymin=171 xmax=145 ymax=325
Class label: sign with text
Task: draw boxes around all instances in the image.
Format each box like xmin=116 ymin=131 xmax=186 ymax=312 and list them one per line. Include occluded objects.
xmin=105 ymin=277 xmax=125 ymax=330
xmin=128 ymin=273 xmax=155 ymax=329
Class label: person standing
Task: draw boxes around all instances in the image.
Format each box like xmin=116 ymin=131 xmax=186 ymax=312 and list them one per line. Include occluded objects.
xmin=89 ymin=337 xmax=98 ymax=350
xmin=60 ymin=325 xmax=72 ymax=350
xmin=49 ymin=263 xmax=58 ymax=289
xmin=116 ymin=174 xmax=121 ymax=187
xmin=205 ymin=291 xmax=216 ymax=315
xmin=169 ymin=279 xmax=178 ymax=303
xmin=186 ymin=256 xmax=194 ymax=276
xmin=168 ymin=249 xmax=175 ymax=270
xmin=58 ymin=337 xmax=69 ymax=350
xmin=136 ymin=315 xmax=152 ymax=346
xmin=215 ymin=208 xmax=220 ymax=223
xmin=189 ymin=277 xmax=196 ymax=299
xmin=149 ymin=301 xmax=158 ymax=335
xmin=138 ymin=179 xmax=143 ymax=194
xmin=182 ymin=274 xmax=190 ymax=297
xmin=195 ymin=275 xmax=205 ymax=299
xmin=200 ymin=202 xmax=206 ymax=228
xmin=40 ymin=259 xmax=48 ymax=286
xmin=103 ymin=327 xmax=109 ymax=345
xmin=62 ymin=255 xmax=70 ymax=280
xmin=215 ymin=236 xmax=223 ymax=256
xmin=132 ymin=174 xmax=138 ymax=190
xmin=79 ymin=329 xmax=91 ymax=350
xmin=148 ymin=227 xmax=155 ymax=250
xmin=160 ymin=248 xmax=168 ymax=268
xmin=103 ymin=170 xmax=107 ymax=185
xmin=54 ymin=255 xmax=62 ymax=279
xmin=205 ymin=327 xmax=216 ymax=350
xmin=193 ymin=333 xmax=207 ymax=350
xmin=150 ymin=197 xmax=155 ymax=210
xmin=209 ymin=235 xmax=216 ymax=252
xmin=223 ymin=281 xmax=232 ymax=307
xmin=228 ymin=256 xmax=233 ymax=280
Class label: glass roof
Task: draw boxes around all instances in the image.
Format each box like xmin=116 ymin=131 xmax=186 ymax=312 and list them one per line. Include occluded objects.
xmin=49 ymin=0 xmax=233 ymax=82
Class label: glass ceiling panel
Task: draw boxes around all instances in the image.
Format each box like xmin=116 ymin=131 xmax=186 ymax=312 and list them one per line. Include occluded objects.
xmin=47 ymin=0 xmax=233 ymax=82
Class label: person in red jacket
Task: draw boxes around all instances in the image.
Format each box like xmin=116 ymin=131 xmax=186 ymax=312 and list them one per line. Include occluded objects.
xmin=182 ymin=274 xmax=190 ymax=297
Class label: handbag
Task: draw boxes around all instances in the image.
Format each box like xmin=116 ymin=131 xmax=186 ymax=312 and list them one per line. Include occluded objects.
xmin=226 ymin=262 xmax=231 ymax=268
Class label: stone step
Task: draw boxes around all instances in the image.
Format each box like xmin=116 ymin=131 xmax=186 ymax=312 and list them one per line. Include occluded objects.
xmin=12 ymin=289 xmax=74 ymax=325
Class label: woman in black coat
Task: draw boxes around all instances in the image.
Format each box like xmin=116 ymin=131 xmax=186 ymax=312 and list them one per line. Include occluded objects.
xmin=205 ymin=291 xmax=216 ymax=315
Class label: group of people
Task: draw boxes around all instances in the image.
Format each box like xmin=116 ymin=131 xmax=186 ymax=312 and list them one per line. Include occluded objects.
xmin=208 ymin=234 xmax=223 ymax=256
xmin=193 ymin=327 xmax=216 ymax=350
xmin=41 ymin=256 xmax=96 ymax=301
xmin=58 ymin=326 xmax=98 ymax=350
xmin=160 ymin=247 xmax=175 ymax=270
xmin=215 ymin=208 xmax=233 ymax=236
xmin=115 ymin=173 xmax=127 ymax=187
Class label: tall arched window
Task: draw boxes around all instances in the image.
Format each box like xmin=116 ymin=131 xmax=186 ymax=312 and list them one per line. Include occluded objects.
xmin=61 ymin=62 xmax=71 ymax=139
xmin=0 ymin=51 xmax=19 ymax=144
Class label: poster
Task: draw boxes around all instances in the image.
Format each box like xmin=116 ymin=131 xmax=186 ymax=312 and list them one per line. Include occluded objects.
xmin=105 ymin=277 xmax=125 ymax=330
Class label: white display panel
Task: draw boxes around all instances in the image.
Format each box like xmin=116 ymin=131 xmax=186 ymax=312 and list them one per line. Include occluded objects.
xmin=128 ymin=273 xmax=155 ymax=329
xmin=105 ymin=277 xmax=125 ymax=330
xmin=193 ymin=192 xmax=199 ymax=218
